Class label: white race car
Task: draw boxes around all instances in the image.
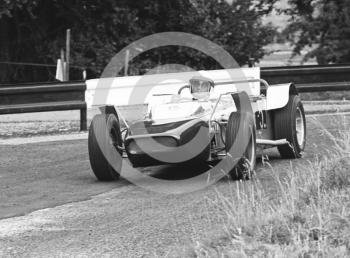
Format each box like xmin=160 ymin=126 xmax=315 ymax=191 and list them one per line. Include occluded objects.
xmin=88 ymin=75 xmax=306 ymax=181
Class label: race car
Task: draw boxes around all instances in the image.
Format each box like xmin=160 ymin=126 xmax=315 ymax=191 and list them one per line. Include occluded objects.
xmin=88 ymin=74 xmax=306 ymax=181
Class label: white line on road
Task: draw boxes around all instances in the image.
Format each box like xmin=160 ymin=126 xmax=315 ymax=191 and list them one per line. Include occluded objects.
xmin=0 ymin=133 xmax=88 ymax=146
xmin=0 ymin=186 xmax=131 ymax=237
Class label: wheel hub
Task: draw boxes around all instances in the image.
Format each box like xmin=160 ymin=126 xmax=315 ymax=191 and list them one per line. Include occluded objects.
xmin=296 ymin=107 xmax=305 ymax=147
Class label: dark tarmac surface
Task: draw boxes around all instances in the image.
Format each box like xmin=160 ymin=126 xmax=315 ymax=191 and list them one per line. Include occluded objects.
xmin=0 ymin=113 xmax=348 ymax=257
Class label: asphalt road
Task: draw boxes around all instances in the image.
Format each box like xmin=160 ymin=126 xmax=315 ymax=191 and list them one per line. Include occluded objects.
xmin=0 ymin=113 xmax=349 ymax=257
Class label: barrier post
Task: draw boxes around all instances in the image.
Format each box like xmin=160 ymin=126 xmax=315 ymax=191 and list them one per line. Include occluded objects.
xmin=80 ymin=107 xmax=87 ymax=131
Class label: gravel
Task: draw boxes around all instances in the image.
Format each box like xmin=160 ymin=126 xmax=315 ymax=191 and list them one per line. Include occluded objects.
xmin=1 ymin=103 xmax=350 ymax=138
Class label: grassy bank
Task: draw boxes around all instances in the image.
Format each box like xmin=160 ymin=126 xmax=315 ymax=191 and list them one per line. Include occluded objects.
xmin=191 ymin=121 xmax=350 ymax=257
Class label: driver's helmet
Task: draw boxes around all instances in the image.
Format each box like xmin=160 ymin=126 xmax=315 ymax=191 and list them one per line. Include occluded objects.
xmin=189 ymin=76 xmax=214 ymax=100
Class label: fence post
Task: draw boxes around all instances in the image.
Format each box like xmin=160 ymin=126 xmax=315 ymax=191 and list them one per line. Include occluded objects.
xmin=66 ymin=29 xmax=71 ymax=81
xmin=80 ymin=107 xmax=87 ymax=131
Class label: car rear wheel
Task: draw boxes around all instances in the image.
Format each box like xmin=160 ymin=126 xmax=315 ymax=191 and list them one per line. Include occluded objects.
xmin=225 ymin=112 xmax=257 ymax=180
xmin=274 ymin=95 xmax=306 ymax=159
xmin=88 ymin=114 xmax=123 ymax=181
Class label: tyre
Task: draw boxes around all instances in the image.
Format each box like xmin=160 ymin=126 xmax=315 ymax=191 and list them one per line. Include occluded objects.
xmin=274 ymin=95 xmax=306 ymax=159
xmin=225 ymin=112 xmax=257 ymax=180
xmin=88 ymin=114 xmax=123 ymax=181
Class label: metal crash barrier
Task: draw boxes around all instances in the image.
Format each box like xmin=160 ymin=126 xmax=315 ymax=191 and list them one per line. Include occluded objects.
xmin=0 ymin=81 xmax=87 ymax=131
xmin=261 ymin=64 xmax=350 ymax=92
xmin=1 ymin=64 xmax=350 ymax=133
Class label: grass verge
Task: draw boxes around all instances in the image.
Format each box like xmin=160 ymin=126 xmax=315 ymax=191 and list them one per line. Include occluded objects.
xmin=189 ymin=121 xmax=350 ymax=257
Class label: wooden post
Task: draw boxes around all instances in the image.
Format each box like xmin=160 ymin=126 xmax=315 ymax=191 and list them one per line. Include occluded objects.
xmin=248 ymin=57 xmax=255 ymax=68
xmin=124 ymin=49 xmax=130 ymax=76
xmin=60 ymin=49 xmax=66 ymax=81
xmin=80 ymin=107 xmax=87 ymax=131
xmin=66 ymin=29 xmax=71 ymax=81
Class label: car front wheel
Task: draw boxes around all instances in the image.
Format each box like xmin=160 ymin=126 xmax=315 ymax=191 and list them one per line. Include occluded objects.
xmin=225 ymin=112 xmax=257 ymax=180
xmin=88 ymin=114 xmax=123 ymax=181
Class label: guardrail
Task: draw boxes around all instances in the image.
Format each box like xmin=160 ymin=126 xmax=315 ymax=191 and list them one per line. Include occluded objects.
xmin=260 ymin=64 xmax=350 ymax=93
xmin=261 ymin=64 xmax=350 ymax=85
xmin=0 ymin=81 xmax=87 ymax=131
xmin=1 ymin=64 xmax=350 ymax=133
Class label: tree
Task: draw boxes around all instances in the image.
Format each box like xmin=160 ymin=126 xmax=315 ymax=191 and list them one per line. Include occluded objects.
xmin=283 ymin=0 xmax=350 ymax=64
xmin=0 ymin=0 xmax=142 ymax=82
xmin=0 ymin=0 xmax=277 ymax=83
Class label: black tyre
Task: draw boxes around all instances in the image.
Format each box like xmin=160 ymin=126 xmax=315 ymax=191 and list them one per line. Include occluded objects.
xmin=225 ymin=112 xmax=257 ymax=180
xmin=274 ymin=95 xmax=306 ymax=159
xmin=88 ymin=114 xmax=123 ymax=181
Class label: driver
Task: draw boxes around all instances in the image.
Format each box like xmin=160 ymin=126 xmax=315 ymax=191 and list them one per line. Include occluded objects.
xmin=190 ymin=76 xmax=214 ymax=100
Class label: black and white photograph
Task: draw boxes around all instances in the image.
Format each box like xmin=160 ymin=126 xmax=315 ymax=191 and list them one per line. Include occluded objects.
xmin=0 ymin=0 xmax=349 ymax=257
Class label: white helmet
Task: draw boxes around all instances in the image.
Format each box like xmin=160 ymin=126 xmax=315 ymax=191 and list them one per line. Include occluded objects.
xmin=189 ymin=76 xmax=214 ymax=100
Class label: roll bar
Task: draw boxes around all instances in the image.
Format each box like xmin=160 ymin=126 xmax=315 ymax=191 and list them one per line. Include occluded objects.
xmin=214 ymin=78 xmax=270 ymax=90
xmin=208 ymin=79 xmax=269 ymax=126
xmin=178 ymin=79 xmax=269 ymax=95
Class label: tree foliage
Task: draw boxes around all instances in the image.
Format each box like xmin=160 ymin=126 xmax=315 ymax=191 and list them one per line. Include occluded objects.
xmin=0 ymin=0 xmax=277 ymax=83
xmin=283 ymin=0 xmax=350 ymax=64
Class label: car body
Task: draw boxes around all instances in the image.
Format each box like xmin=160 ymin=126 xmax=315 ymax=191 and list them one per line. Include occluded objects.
xmin=88 ymin=70 xmax=306 ymax=181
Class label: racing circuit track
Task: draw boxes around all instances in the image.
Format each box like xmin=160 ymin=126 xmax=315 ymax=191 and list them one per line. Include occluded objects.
xmin=0 ymin=113 xmax=349 ymax=257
